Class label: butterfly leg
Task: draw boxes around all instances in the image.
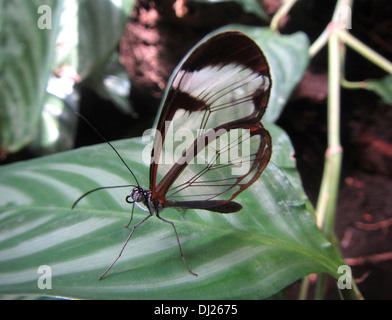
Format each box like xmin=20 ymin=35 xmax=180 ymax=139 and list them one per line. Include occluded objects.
xmin=99 ymin=212 xmax=153 ymax=280
xmin=123 ymin=202 xmax=135 ymax=228
xmin=157 ymin=216 xmax=198 ymax=277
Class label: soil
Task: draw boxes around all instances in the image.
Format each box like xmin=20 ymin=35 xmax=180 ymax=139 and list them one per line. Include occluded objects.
xmin=77 ymin=0 xmax=392 ymax=299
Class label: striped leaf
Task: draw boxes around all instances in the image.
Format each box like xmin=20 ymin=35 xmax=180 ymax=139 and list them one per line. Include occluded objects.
xmin=0 ymin=128 xmax=343 ymax=299
xmin=0 ymin=0 xmax=63 ymax=153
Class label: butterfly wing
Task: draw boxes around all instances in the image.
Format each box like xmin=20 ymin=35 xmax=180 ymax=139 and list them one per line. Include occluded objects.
xmin=149 ymin=31 xmax=272 ymax=213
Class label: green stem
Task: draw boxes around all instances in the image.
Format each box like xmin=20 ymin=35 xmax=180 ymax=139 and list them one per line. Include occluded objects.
xmin=270 ymin=0 xmax=298 ymax=31
xmin=316 ymin=32 xmax=342 ymax=236
xmin=314 ymin=274 xmax=327 ymax=300
xmin=338 ymin=30 xmax=392 ymax=74
xmin=309 ymin=28 xmax=330 ymax=58
xmin=309 ymin=0 xmax=353 ymax=57
xmin=298 ymin=276 xmax=311 ymax=300
xmin=339 ymin=282 xmax=364 ymax=300
xmin=340 ymin=78 xmax=366 ymax=89
xmin=313 ymin=27 xmax=345 ymax=301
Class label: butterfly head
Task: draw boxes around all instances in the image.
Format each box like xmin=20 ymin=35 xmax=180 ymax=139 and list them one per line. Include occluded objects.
xmin=125 ymin=186 xmax=161 ymax=215
xmin=126 ymin=186 xmax=147 ymax=204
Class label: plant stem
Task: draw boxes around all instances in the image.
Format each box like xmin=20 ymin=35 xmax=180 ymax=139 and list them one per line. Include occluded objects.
xmin=338 ymin=30 xmax=392 ymax=74
xmin=309 ymin=28 xmax=330 ymax=58
xmin=314 ymin=273 xmax=328 ymax=300
xmin=309 ymin=0 xmax=353 ymax=57
xmin=340 ymin=78 xmax=366 ymax=89
xmin=313 ymin=23 xmax=345 ymax=301
xmin=316 ymin=32 xmax=342 ymax=237
xmin=310 ymin=0 xmax=349 ymax=244
xmin=298 ymin=275 xmax=310 ymax=300
xmin=339 ymin=282 xmax=364 ymax=300
xmin=270 ymin=0 xmax=298 ymax=32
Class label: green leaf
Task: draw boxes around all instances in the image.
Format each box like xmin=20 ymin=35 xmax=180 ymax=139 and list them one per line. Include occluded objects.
xmin=77 ymin=0 xmax=135 ymax=79
xmin=29 ymin=92 xmax=78 ymax=155
xmin=0 ymin=0 xmax=63 ymax=153
xmin=233 ymin=0 xmax=268 ymax=20
xmin=0 ymin=131 xmax=343 ymax=299
xmin=84 ymin=53 xmax=134 ymax=116
xmin=54 ymin=0 xmax=135 ymax=79
xmin=366 ymin=74 xmax=392 ymax=105
xmin=265 ymin=123 xmax=314 ymax=216
xmin=0 ymin=0 xmax=136 ymax=156
xmin=212 ymin=25 xmax=310 ymax=123
xmin=191 ymin=0 xmax=268 ymax=21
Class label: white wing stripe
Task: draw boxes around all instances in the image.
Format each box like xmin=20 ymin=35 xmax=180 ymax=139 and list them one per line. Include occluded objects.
xmin=172 ymin=64 xmax=267 ymax=107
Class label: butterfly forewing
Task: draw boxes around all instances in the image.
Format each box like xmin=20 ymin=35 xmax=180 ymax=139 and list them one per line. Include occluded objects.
xmin=150 ymin=31 xmax=272 ymax=212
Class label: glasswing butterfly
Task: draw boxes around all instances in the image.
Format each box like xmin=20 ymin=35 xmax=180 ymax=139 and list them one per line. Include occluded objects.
xmin=73 ymin=31 xmax=272 ymax=280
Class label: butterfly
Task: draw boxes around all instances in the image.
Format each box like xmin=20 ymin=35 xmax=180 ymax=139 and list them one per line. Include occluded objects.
xmin=73 ymin=31 xmax=272 ymax=280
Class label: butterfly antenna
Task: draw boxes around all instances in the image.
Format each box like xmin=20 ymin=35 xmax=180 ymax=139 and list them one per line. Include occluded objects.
xmin=71 ymin=184 xmax=136 ymax=209
xmin=75 ymin=112 xmax=140 ymax=187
